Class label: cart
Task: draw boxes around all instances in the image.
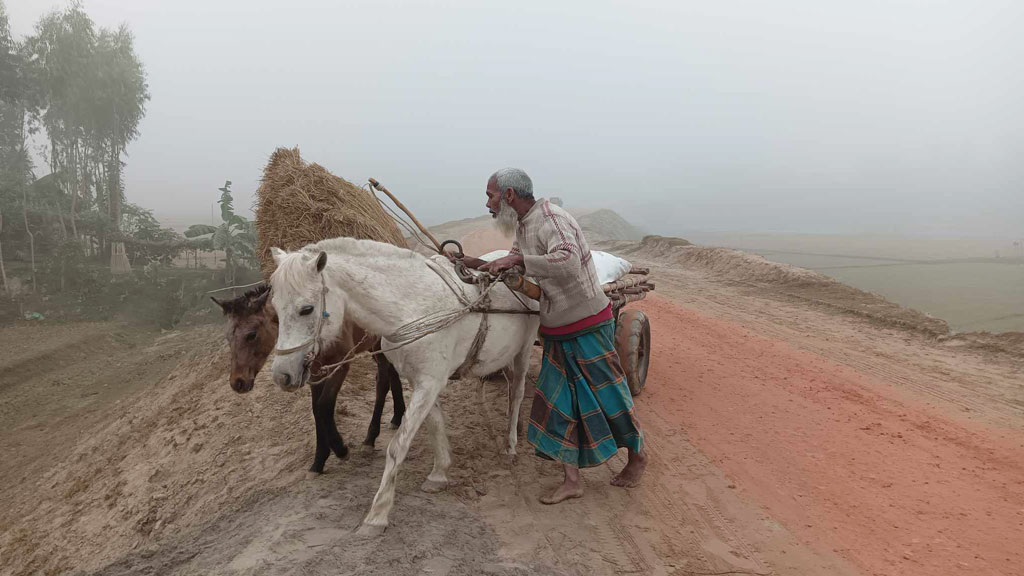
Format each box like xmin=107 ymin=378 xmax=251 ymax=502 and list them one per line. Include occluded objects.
xmin=605 ymin=268 xmax=653 ymax=396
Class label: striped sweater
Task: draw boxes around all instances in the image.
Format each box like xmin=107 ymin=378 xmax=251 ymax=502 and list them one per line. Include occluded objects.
xmin=511 ymin=199 xmax=610 ymax=328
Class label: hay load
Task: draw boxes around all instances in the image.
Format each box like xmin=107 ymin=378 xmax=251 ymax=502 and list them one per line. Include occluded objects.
xmin=255 ymin=147 xmax=407 ymax=278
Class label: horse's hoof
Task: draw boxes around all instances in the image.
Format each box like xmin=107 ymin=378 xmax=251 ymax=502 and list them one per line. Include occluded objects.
xmin=389 ymin=422 xmax=401 ymax=430
xmin=308 ymin=462 xmax=326 ymax=475
xmin=355 ymin=523 xmax=387 ymax=537
xmin=420 ymin=478 xmax=448 ymax=493
xmin=305 ymin=469 xmax=323 ymax=480
xmin=359 ymin=443 xmax=375 ymax=456
xmin=331 ymin=444 xmax=349 ymax=461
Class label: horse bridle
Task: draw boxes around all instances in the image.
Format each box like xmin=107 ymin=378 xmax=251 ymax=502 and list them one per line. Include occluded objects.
xmin=274 ymin=273 xmax=330 ymax=365
xmin=273 ymin=240 xmax=536 ymax=369
xmin=274 ymin=240 xmax=468 ymax=362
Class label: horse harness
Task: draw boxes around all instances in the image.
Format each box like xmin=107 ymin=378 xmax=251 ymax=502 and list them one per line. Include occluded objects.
xmin=424 ymin=253 xmax=537 ymax=379
xmin=273 ymin=273 xmax=332 ymax=368
xmin=273 ymin=242 xmax=538 ymax=381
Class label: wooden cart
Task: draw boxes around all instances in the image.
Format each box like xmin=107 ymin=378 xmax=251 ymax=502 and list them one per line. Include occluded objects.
xmin=605 ymin=268 xmax=653 ymax=396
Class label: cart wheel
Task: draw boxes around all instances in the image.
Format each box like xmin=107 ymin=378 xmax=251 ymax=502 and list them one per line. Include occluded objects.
xmin=615 ymin=310 xmax=651 ymax=396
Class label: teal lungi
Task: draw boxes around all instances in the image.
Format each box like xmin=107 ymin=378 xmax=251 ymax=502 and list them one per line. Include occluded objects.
xmin=527 ymin=319 xmax=644 ymax=468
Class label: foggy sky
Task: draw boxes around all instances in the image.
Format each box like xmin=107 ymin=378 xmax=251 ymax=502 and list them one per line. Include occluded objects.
xmin=6 ymin=0 xmax=1023 ymax=237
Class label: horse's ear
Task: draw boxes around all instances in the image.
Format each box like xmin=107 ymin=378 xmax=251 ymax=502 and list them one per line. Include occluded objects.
xmin=271 ymin=247 xmax=287 ymax=265
xmin=315 ymin=251 xmax=327 ymax=273
xmin=211 ymin=296 xmax=232 ymax=315
xmin=251 ymin=289 xmax=271 ymax=312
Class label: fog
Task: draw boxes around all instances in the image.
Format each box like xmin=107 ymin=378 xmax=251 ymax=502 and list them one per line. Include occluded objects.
xmin=6 ymin=0 xmax=1022 ymax=237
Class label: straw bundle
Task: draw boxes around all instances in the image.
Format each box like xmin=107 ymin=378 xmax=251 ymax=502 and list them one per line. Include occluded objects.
xmin=255 ymin=147 xmax=407 ymax=278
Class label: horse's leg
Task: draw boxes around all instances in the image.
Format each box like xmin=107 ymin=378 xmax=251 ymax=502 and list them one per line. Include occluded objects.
xmin=309 ymin=381 xmax=330 ymax=474
xmin=505 ymin=343 xmax=532 ymax=456
xmin=420 ymin=399 xmax=451 ymax=493
xmin=358 ymin=376 xmax=445 ymax=535
xmin=362 ymin=353 xmax=390 ymax=451
xmin=317 ymin=363 xmax=350 ymax=461
xmin=388 ymin=360 xmax=405 ymax=429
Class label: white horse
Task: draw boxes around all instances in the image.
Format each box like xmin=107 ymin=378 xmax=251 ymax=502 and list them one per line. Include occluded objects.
xmin=269 ymin=238 xmax=539 ymax=534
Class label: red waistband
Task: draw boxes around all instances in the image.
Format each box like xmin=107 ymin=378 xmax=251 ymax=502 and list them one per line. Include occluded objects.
xmin=540 ymin=303 xmax=613 ymax=336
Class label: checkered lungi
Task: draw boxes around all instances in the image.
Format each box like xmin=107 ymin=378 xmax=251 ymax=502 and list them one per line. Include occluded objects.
xmin=527 ymin=319 xmax=643 ymax=467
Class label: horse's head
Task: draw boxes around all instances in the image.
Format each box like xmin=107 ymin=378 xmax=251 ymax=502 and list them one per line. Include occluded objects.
xmin=269 ymin=247 xmax=345 ymax=392
xmin=211 ymin=284 xmax=276 ymax=393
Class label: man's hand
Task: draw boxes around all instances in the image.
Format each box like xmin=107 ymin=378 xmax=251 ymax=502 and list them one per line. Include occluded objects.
xmin=479 ymin=253 xmax=524 ymax=276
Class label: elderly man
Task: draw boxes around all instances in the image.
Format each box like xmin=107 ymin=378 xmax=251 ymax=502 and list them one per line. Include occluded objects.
xmin=462 ymin=168 xmax=647 ymax=504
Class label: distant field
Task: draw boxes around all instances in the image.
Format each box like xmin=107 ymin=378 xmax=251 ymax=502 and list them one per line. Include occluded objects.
xmin=681 ymin=232 xmax=1024 ymax=333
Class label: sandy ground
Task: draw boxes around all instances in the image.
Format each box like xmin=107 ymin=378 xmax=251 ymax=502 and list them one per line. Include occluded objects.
xmin=2 ymin=236 xmax=1023 ymax=576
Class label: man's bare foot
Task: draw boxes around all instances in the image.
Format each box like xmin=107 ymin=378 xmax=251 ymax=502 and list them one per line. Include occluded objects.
xmin=611 ymin=449 xmax=647 ymax=487
xmin=539 ymin=483 xmax=583 ymax=505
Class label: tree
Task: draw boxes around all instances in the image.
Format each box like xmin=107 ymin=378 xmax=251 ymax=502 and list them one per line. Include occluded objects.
xmin=185 ymin=181 xmax=256 ymax=283
xmin=23 ymin=4 xmax=95 ymax=240
xmin=22 ymin=4 xmax=148 ymax=249
xmin=0 ymin=0 xmax=13 ymax=294
xmin=119 ymin=203 xmax=183 ymax=265
xmin=0 ymin=0 xmax=38 ymax=293
xmin=91 ymin=24 xmax=148 ymax=242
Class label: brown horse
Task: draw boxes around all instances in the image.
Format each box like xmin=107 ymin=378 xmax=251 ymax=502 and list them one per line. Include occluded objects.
xmin=212 ymin=284 xmax=405 ymax=473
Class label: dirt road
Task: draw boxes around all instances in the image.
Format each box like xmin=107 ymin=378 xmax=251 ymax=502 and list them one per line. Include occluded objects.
xmin=632 ymin=293 xmax=1024 ymax=576
xmin=2 ymin=243 xmax=1022 ymax=576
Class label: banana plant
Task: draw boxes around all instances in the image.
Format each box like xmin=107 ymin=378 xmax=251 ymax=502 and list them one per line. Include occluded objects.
xmin=185 ymin=180 xmax=255 ymax=283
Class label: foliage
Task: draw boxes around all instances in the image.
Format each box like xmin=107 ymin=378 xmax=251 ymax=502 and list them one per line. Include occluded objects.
xmin=0 ymin=0 xmax=159 ymax=296
xmin=39 ymin=237 xmax=87 ymax=291
xmin=186 ymin=181 xmax=256 ymax=282
xmin=121 ymin=203 xmax=184 ymax=265
xmin=0 ymin=0 xmax=32 ymax=241
xmin=20 ymin=2 xmax=149 ymax=239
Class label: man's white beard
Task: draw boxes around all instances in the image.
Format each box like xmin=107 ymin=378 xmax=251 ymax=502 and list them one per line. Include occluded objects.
xmin=493 ymin=200 xmax=517 ymax=237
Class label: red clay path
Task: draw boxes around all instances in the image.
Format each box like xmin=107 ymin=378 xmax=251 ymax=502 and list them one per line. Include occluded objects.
xmin=634 ymin=294 xmax=1024 ymax=576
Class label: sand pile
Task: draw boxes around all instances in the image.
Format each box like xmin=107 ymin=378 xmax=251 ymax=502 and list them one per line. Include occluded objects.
xmin=255 ymin=147 xmax=406 ymax=278
xmin=0 ymin=327 xmax=316 ymax=575
xmin=0 ymin=324 xmax=566 ymax=576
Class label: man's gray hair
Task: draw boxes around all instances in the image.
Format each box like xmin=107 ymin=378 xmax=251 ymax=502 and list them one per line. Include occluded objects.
xmin=491 ymin=168 xmax=534 ymax=200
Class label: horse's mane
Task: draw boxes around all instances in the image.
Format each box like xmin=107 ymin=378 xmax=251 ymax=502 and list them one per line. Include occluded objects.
xmin=272 ymin=237 xmax=424 ymax=294
xmin=244 ymin=282 xmax=271 ymax=301
xmin=216 ymin=282 xmax=271 ymax=317
xmin=307 ymin=236 xmax=419 ymax=260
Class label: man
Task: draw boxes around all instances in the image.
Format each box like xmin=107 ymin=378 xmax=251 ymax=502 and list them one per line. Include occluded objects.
xmin=461 ymin=168 xmax=647 ymax=504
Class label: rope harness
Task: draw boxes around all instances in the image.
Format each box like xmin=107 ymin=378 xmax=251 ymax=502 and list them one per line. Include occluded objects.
xmin=274 ymin=251 xmax=538 ymax=386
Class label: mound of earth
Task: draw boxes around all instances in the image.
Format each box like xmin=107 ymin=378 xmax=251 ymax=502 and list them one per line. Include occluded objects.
xmin=414 ymin=206 xmax=641 ymax=257
xmin=621 ymin=235 xmax=1024 ymax=357
xmin=623 ymin=235 xmax=821 ymax=286
xmin=624 ymin=235 xmax=952 ymax=337
xmin=942 ymin=330 xmax=1024 ymax=357
xmin=0 ymin=324 xmax=568 ymax=576
xmin=458 ymin=227 xmax=515 ymax=257
xmin=576 ymin=209 xmax=643 ymax=244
